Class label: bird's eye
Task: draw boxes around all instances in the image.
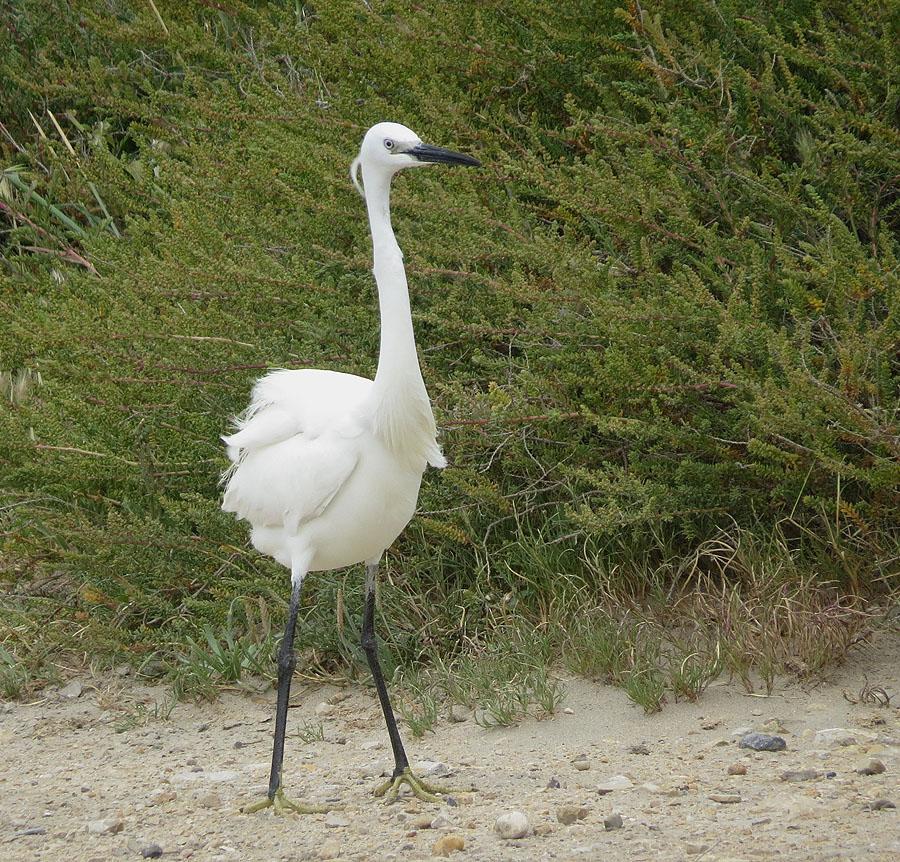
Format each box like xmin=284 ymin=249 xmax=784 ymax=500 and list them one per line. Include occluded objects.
xmin=383 ymin=139 xmax=394 ymax=150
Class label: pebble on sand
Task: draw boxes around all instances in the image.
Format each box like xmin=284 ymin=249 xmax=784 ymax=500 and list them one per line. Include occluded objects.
xmin=87 ymin=817 xmax=124 ymax=835
xmin=603 ymin=813 xmax=624 ymax=830
xmin=415 ymin=760 xmax=451 ymax=778
xmin=863 ymin=799 xmax=895 ymax=811
xmin=596 ymin=775 xmax=633 ymax=794
xmin=318 ymin=839 xmax=342 ymax=860
xmin=739 ymin=732 xmax=786 ymax=752
xmin=324 ymin=812 xmax=350 ymax=828
xmin=856 ymin=759 xmax=886 ymax=776
xmin=58 ymin=680 xmax=83 ymax=700
xmin=432 ymin=834 xmax=465 ymax=856
xmin=149 ymin=789 xmax=177 ymax=806
xmin=709 ymin=793 xmax=742 ymax=804
xmin=556 ymin=805 xmax=588 ymax=825
xmin=781 ymin=769 xmax=821 ymax=782
xmin=140 ymin=844 xmax=163 ymax=859
xmin=727 ymin=763 xmax=747 ymax=776
xmin=494 ymin=811 xmax=530 ymax=839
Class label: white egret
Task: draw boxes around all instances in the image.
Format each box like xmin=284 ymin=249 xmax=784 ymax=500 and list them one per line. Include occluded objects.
xmin=221 ymin=122 xmax=480 ymax=813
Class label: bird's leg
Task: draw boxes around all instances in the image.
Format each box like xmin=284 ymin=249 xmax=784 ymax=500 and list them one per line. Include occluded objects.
xmin=362 ymin=562 xmax=448 ymax=804
xmin=242 ymin=570 xmax=329 ymax=815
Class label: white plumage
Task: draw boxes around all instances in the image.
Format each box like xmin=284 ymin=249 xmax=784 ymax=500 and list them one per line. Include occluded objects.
xmin=221 ymin=122 xmax=457 ymax=581
xmin=220 ymin=122 xmax=479 ymax=812
xmin=221 ymin=367 xmax=439 ymax=573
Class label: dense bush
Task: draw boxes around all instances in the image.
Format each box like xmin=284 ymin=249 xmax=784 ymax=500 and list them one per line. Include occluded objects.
xmin=1 ymin=1 xmax=897 ymax=675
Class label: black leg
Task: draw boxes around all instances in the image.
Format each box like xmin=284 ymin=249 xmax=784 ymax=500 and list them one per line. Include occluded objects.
xmin=361 ymin=562 xmax=409 ymax=777
xmin=267 ymin=574 xmax=304 ymax=800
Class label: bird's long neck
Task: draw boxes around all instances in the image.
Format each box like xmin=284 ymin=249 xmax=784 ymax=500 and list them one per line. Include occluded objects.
xmin=363 ymin=167 xmax=425 ymax=398
xmin=362 ymin=165 xmax=442 ymax=469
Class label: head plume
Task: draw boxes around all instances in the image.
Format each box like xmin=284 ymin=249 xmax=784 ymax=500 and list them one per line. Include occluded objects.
xmin=349 ymin=155 xmax=364 ymax=196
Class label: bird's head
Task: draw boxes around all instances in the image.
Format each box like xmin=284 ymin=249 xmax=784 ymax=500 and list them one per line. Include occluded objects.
xmin=350 ymin=121 xmax=480 ymax=195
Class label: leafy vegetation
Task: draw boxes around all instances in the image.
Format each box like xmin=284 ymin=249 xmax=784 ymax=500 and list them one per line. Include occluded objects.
xmin=1 ymin=1 xmax=897 ymax=713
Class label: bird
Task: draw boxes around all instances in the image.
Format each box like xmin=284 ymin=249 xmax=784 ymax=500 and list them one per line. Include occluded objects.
xmin=220 ymin=122 xmax=480 ymax=814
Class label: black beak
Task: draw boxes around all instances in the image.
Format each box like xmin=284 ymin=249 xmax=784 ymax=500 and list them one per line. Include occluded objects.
xmin=409 ymin=143 xmax=481 ymax=167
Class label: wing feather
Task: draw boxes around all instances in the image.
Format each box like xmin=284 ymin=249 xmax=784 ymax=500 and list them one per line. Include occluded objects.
xmin=221 ymin=368 xmax=371 ymax=533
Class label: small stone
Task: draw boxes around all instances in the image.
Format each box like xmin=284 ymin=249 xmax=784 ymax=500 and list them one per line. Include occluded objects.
xmin=603 ymin=814 xmax=624 ymax=830
xmin=449 ymin=705 xmax=470 ymax=723
xmin=556 ymin=805 xmax=588 ymax=825
xmin=596 ymin=775 xmax=633 ymax=794
xmin=359 ymin=762 xmax=388 ymax=779
xmin=563 ymin=707 xmax=574 ymax=715
xmin=315 ymin=702 xmax=334 ymax=717
xmin=814 ymin=728 xmax=867 ymax=747
xmin=639 ymin=782 xmax=684 ymax=797
xmin=739 ymin=732 xmax=786 ymax=752
xmin=415 ymin=760 xmax=450 ymax=778
xmin=432 ymin=835 xmax=465 ymax=856
xmin=318 ymin=839 xmax=342 ymax=860
xmin=572 ymin=757 xmax=590 ymax=772
xmin=412 ymin=815 xmax=433 ymax=829
xmin=324 ymin=812 xmax=349 ymax=828
xmin=59 ymin=680 xmax=83 ymax=699
xmin=87 ymin=817 xmax=124 ymax=835
xmin=781 ymin=769 xmax=821 ymax=782
xmin=727 ymin=763 xmax=747 ymax=776
xmin=856 ymin=759 xmax=886 ymax=776
xmin=864 ymin=799 xmax=895 ymax=811
xmin=709 ymin=793 xmax=742 ymax=804
xmin=140 ymin=845 xmax=163 ymax=859
xmin=494 ymin=811 xmax=530 ymax=839
xmin=150 ymin=789 xmax=177 ymax=805
xmin=430 ymin=813 xmax=453 ymax=830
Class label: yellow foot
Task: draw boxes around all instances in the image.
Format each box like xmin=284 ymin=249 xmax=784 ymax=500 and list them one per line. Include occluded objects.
xmin=373 ymin=767 xmax=453 ymax=804
xmin=240 ymin=786 xmax=331 ymax=815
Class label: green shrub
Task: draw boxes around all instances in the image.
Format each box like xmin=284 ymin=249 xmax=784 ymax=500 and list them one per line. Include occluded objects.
xmin=1 ymin=1 xmax=896 ymax=694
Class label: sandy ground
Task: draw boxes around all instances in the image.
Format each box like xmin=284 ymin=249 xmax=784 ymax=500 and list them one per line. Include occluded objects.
xmin=1 ymin=634 xmax=898 ymax=862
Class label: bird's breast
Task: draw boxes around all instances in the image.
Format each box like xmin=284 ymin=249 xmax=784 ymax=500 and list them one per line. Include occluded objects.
xmin=303 ymin=439 xmax=426 ymax=572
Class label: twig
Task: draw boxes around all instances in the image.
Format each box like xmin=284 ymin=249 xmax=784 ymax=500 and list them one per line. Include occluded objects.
xmin=443 ymin=411 xmax=582 ymax=429
xmin=34 ymin=445 xmax=139 ymax=466
xmin=0 ymin=200 xmax=98 ymax=274
xmin=19 ymin=245 xmax=99 ymax=275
